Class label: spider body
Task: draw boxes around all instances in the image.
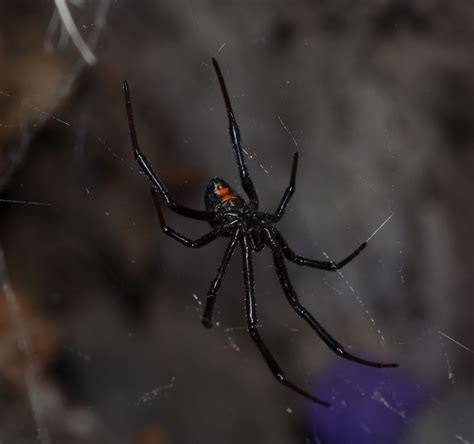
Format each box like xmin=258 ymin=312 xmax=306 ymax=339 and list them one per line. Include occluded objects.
xmin=206 ymin=180 xmax=270 ymax=249
xmin=205 ymin=178 xmax=242 ymax=210
xmin=123 ymin=58 xmax=398 ymax=407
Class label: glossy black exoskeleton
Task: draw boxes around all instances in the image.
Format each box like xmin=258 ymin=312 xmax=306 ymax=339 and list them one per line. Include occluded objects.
xmin=123 ymin=57 xmax=398 ymax=407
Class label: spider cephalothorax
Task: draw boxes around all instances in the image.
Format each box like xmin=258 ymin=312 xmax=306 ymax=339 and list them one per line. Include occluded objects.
xmin=123 ymin=58 xmax=398 ymax=406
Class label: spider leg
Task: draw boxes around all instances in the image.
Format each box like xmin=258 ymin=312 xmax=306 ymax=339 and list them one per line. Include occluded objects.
xmin=241 ymin=235 xmax=330 ymax=406
xmin=151 ymin=190 xmax=217 ymax=247
xmin=265 ymin=230 xmax=398 ymax=369
xmin=202 ymin=229 xmax=241 ymax=328
xmin=274 ymin=227 xmax=367 ymax=271
xmin=124 ymin=81 xmax=209 ymax=221
xmin=212 ymin=58 xmax=259 ymax=210
xmin=272 ymin=152 xmax=299 ymax=222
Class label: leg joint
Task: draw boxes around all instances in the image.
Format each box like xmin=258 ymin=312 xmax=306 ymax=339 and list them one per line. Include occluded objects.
xmin=248 ymin=326 xmax=259 ymax=339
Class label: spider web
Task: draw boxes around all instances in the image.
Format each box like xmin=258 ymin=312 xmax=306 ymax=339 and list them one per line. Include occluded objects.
xmin=1 ymin=1 xmax=473 ymax=443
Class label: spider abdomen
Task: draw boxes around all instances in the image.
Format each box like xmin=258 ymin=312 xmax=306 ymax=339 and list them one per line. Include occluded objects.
xmin=205 ymin=177 xmax=245 ymax=212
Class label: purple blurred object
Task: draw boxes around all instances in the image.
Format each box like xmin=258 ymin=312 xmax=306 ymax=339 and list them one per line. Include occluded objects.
xmin=306 ymin=360 xmax=427 ymax=444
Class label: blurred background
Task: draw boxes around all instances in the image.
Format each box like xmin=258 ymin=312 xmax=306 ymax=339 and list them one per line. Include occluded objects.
xmin=1 ymin=1 xmax=473 ymax=443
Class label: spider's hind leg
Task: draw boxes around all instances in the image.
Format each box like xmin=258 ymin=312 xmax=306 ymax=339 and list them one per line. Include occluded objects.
xmin=272 ymin=152 xmax=299 ymax=222
xmin=212 ymin=58 xmax=259 ymax=209
xmin=123 ymin=81 xmax=209 ymax=221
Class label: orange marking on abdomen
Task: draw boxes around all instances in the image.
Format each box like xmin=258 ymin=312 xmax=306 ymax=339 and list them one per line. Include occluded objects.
xmin=221 ymin=194 xmax=237 ymax=202
xmin=216 ymin=187 xmax=231 ymax=196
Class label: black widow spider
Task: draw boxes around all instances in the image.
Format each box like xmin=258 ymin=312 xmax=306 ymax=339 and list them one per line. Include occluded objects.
xmin=123 ymin=58 xmax=398 ymax=406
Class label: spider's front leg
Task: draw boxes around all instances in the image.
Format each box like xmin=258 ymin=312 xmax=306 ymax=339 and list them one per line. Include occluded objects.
xmin=124 ymin=81 xmax=209 ymax=221
xmin=212 ymin=58 xmax=259 ymax=210
xmin=265 ymin=229 xmax=398 ymax=369
xmin=202 ymin=229 xmax=241 ymax=328
xmin=240 ymin=235 xmax=330 ymax=406
xmin=151 ymin=191 xmax=217 ymax=247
